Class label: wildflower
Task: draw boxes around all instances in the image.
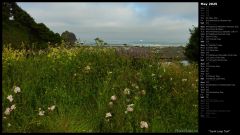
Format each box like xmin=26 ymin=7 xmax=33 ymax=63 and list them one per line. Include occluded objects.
xmin=182 ymin=79 xmax=187 ymax=82
xmin=105 ymin=112 xmax=112 ymax=118
xmin=170 ymin=78 xmax=173 ymax=81
xmin=7 ymin=95 xmax=13 ymax=102
xmin=4 ymin=108 xmax=11 ymax=115
xmin=109 ymin=101 xmax=113 ymax=107
xmin=14 ymin=86 xmax=21 ymax=93
xmin=127 ymin=104 xmax=134 ymax=107
xmin=151 ymin=73 xmax=155 ymax=77
xmin=8 ymin=123 xmax=11 ymax=127
xmin=141 ymin=90 xmax=146 ymax=95
xmin=38 ymin=50 xmax=44 ymax=55
xmin=111 ymin=95 xmax=117 ymax=101
xmin=74 ymin=73 xmax=77 ymax=77
xmin=10 ymin=104 xmax=16 ymax=111
xmin=85 ymin=65 xmax=91 ymax=71
xmin=131 ymin=83 xmax=139 ymax=89
xmin=127 ymin=106 xmax=134 ymax=112
xmin=3 ymin=116 xmax=7 ymax=119
xmin=124 ymin=111 xmax=128 ymax=114
xmin=163 ymin=68 xmax=166 ymax=73
xmin=193 ymin=104 xmax=198 ymax=107
xmin=39 ymin=110 xmax=45 ymax=116
xmin=127 ymin=104 xmax=134 ymax=112
xmin=123 ymin=88 xmax=130 ymax=95
xmin=48 ymin=105 xmax=56 ymax=111
xmin=149 ymin=65 xmax=152 ymax=67
xmin=108 ymin=71 xmax=112 ymax=74
xmin=140 ymin=121 xmax=148 ymax=129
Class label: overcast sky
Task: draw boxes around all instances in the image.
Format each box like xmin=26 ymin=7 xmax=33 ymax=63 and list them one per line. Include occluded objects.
xmin=17 ymin=2 xmax=198 ymax=43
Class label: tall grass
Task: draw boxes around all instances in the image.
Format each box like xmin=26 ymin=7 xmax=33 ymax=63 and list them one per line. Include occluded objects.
xmin=2 ymin=45 xmax=198 ymax=133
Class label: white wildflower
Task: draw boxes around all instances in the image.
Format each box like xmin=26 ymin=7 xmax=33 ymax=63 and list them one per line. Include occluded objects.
xmin=74 ymin=73 xmax=77 ymax=76
xmin=170 ymin=78 xmax=173 ymax=81
xmin=4 ymin=108 xmax=11 ymax=115
xmin=10 ymin=104 xmax=16 ymax=110
xmin=141 ymin=90 xmax=146 ymax=95
xmin=39 ymin=110 xmax=45 ymax=116
xmin=193 ymin=104 xmax=198 ymax=107
xmin=140 ymin=121 xmax=148 ymax=129
xmin=127 ymin=107 xmax=134 ymax=112
xmin=127 ymin=104 xmax=134 ymax=107
xmin=105 ymin=112 xmax=112 ymax=118
xmin=127 ymin=104 xmax=134 ymax=112
xmin=8 ymin=123 xmax=11 ymax=127
xmin=111 ymin=95 xmax=117 ymax=101
xmin=108 ymin=71 xmax=112 ymax=74
xmin=48 ymin=105 xmax=56 ymax=111
xmin=85 ymin=65 xmax=91 ymax=71
xmin=14 ymin=86 xmax=21 ymax=93
xmin=131 ymin=83 xmax=139 ymax=89
xmin=182 ymin=79 xmax=187 ymax=82
xmin=163 ymin=68 xmax=166 ymax=73
xmin=151 ymin=73 xmax=155 ymax=77
xmin=123 ymin=88 xmax=130 ymax=95
xmin=3 ymin=116 xmax=7 ymax=119
xmin=7 ymin=95 xmax=13 ymax=102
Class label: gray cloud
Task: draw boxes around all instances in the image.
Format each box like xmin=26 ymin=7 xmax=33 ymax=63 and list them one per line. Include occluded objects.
xmin=17 ymin=2 xmax=198 ymax=43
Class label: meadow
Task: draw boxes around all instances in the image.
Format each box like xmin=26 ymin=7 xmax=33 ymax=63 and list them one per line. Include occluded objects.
xmin=2 ymin=44 xmax=198 ymax=133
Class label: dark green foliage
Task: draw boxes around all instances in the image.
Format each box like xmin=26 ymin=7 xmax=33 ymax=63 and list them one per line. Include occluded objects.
xmin=2 ymin=2 xmax=62 ymax=49
xmin=61 ymin=31 xmax=77 ymax=46
xmin=184 ymin=27 xmax=199 ymax=62
xmin=94 ymin=37 xmax=106 ymax=46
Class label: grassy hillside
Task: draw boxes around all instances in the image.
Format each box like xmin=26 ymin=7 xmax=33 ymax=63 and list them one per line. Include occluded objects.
xmin=2 ymin=45 xmax=198 ymax=133
xmin=3 ymin=21 xmax=30 ymax=48
xmin=2 ymin=2 xmax=61 ymax=49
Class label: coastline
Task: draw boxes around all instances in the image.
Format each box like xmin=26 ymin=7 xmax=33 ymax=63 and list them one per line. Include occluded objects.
xmin=77 ymin=44 xmax=187 ymax=60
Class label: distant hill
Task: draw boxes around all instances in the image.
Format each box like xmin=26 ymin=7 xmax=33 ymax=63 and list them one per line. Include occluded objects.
xmin=2 ymin=2 xmax=62 ymax=49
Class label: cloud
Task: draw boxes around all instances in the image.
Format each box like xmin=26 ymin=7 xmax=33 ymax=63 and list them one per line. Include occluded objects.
xmin=17 ymin=2 xmax=198 ymax=43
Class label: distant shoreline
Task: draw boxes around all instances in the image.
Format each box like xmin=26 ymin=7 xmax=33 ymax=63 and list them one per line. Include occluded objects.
xmin=76 ymin=44 xmax=186 ymax=48
xmin=75 ymin=44 xmax=187 ymax=60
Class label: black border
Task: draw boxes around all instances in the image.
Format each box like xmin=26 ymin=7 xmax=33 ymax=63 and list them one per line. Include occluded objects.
xmin=2 ymin=0 xmax=238 ymax=134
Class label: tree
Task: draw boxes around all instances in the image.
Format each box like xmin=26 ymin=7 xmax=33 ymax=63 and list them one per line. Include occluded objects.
xmin=184 ymin=26 xmax=199 ymax=62
xmin=94 ymin=37 xmax=106 ymax=46
xmin=2 ymin=2 xmax=62 ymax=49
xmin=61 ymin=31 xmax=77 ymax=46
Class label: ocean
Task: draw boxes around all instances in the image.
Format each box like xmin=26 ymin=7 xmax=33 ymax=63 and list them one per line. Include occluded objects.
xmin=77 ymin=39 xmax=187 ymax=47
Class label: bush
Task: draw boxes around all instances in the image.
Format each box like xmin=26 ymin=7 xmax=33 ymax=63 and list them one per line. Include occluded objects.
xmin=184 ymin=26 xmax=199 ymax=62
